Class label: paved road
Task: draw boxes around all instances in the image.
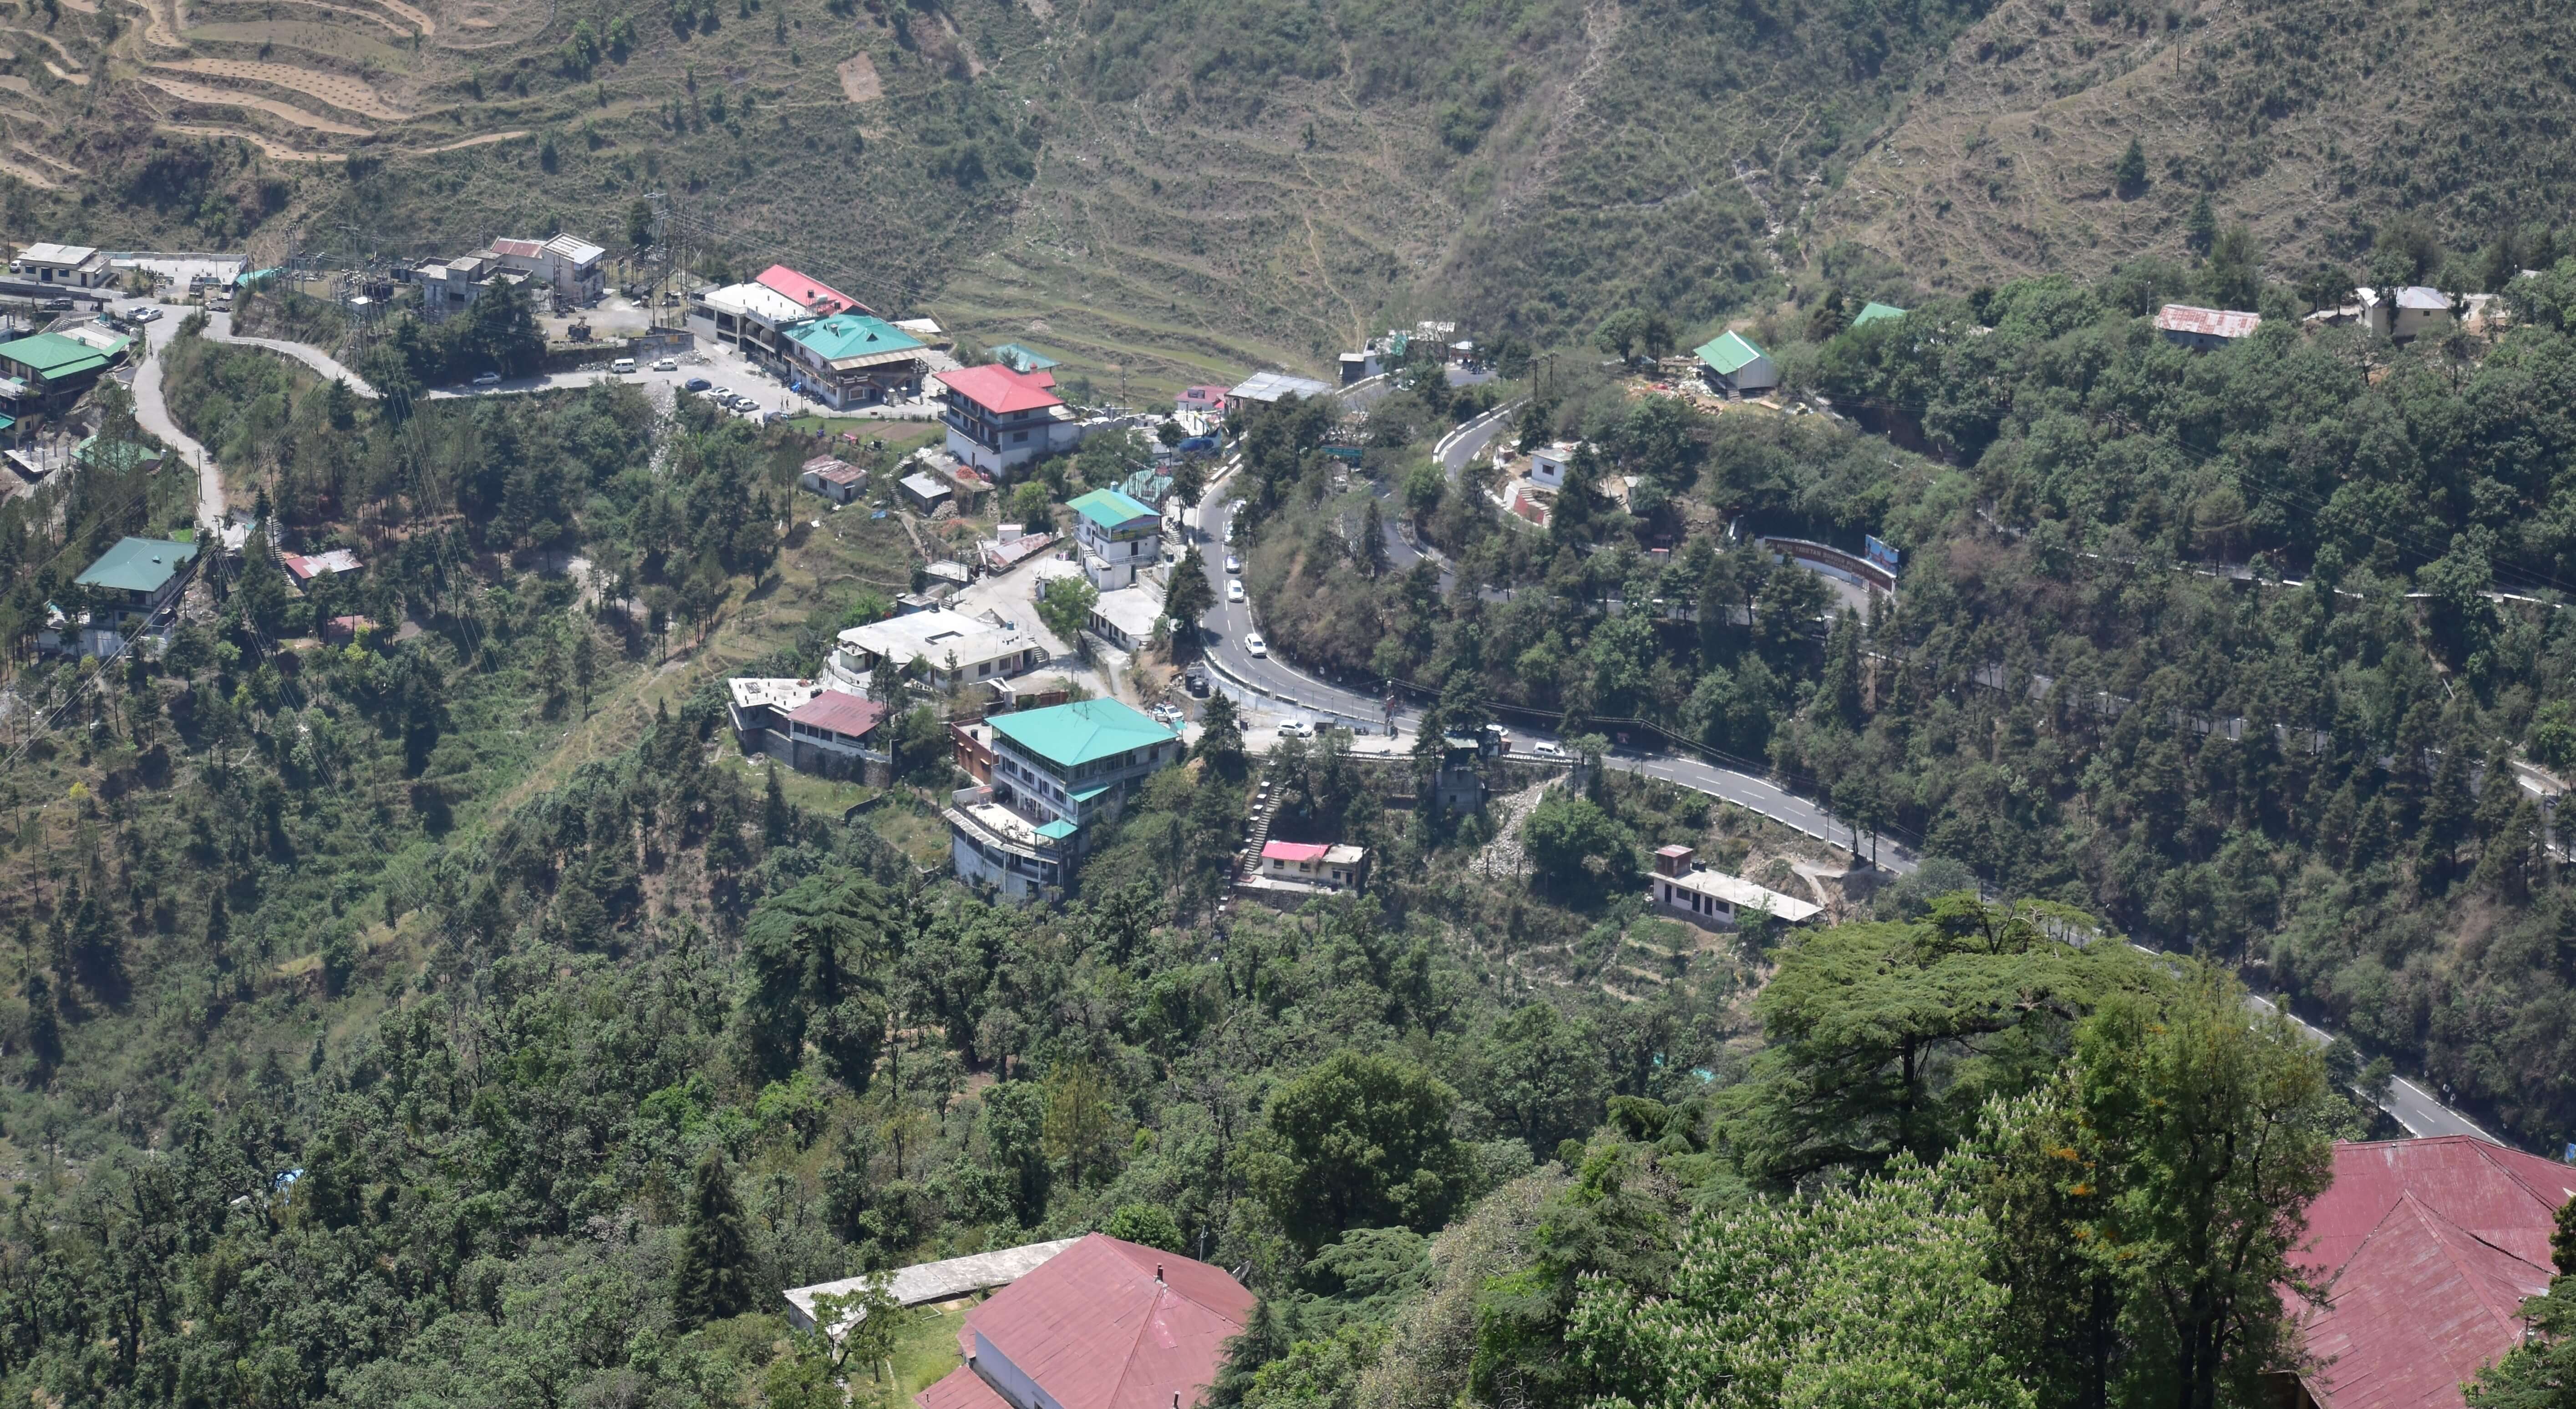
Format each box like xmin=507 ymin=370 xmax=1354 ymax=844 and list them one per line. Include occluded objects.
xmin=2243 ymin=991 xmax=2494 ymax=1140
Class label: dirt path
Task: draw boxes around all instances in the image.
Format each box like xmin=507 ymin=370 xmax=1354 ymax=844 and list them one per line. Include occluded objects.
xmin=0 ymin=155 xmax=60 ymax=189
xmin=135 ymin=73 xmax=376 ymax=134
xmin=158 ymin=123 xmax=346 ymax=161
xmin=416 ymin=128 xmax=523 ymax=152
xmin=147 ymin=56 xmax=410 ymax=120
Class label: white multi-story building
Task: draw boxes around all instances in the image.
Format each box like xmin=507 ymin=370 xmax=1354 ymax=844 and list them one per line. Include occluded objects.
xmin=828 ymin=608 xmax=1046 ymax=695
xmin=945 ymin=698 xmax=1184 ymax=900
xmin=1066 ymin=488 xmax=1161 ymax=591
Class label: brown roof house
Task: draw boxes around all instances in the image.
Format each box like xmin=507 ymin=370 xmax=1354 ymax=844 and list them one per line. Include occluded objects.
xmin=917 ymin=1234 xmax=1254 ymax=1409
xmin=2280 ymin=1135 xmax=2576 ymax=1409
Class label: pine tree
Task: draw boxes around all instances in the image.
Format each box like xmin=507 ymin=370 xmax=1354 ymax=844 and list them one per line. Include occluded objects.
xmin=763 ymin=764 xmax=794 ymax=847
xmin=673 ymin=1148 xmax=754 ymax=1326
xmin=204 ymin=887 xmax=230 ymax=972
xmin=2113 ymin=138 xmax=2148 ymax=196
xmin=1194 ymin=693 xmax=1245 ymax=781
xmin=23 ymin=974 xmax=59 ymax=1080
xmin=2186 ymin=193 xmax=2217 ymax=254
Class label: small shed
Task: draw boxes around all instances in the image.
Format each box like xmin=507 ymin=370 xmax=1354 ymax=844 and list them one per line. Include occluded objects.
xmin=2154 ymin=304 xmax=2261 ymax=351
xmin=799 ymin=455 xmax=867 ymax=504
xmin=899 ymin=472 xmax=954 ymax=514
xmin=1694 ymin=330 xmax=1779 ymax=394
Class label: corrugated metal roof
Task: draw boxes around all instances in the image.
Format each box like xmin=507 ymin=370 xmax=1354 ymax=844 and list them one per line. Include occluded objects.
xmin=2154 ymin=304 xmax=2263 ymax=339
xmin=0 ymin=332 xmax=108 ymax=377
xmin=786 ymin=690 xmax=887 ymax=738
xmin=949 ymin=1235 xmax=1253 ymax=1409
xmin=1694 ymin=330 xmax=1769 ymax=375
xmin=1228 ymin=371 xmax=1331 ymax=403
xmin=2396 ymin=286 xmax=2452 ymax=310
xmin=1067 ymin=488 xmax=1158 ymax=531
xmin=489 ymin=238 xmax=545 ymax=259
xmin=2292 ymin=1137 xmax=2576 ymax=1409
xmin=1851 ymin=301 xmax=1907 ymax=327
xmin=939 ymin=364 xmax=1066 ymax=414
xmin=788 ymin=313 xmax=924 ymax=365
xmin=920 ymin=1366 xmax=1016 ymax=1409
xmin=989 ymin=699 xmax=1174 ymax=770
xmin=76 ymin=537 xmax=197 ymax=593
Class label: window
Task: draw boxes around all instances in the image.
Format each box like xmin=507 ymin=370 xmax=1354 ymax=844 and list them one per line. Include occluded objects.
xmin=1013 ymin=431 xmax=1029 ymax=443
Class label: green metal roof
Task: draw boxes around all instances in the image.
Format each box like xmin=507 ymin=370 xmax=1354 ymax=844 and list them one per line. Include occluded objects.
xmin=785 ymin=313 xmax=924 ymax=363
xmin=1035 ymin=818 xmax=1080 ymax=841
xmin=0 ymin=333 xmax=108 ymax=379
xmin=1070 ymin=783 xmax=1112 ymax=804
xmin=75 ymin=536 xmax=198 ymax=594
xmin=1067 ymin=488 xmax=1160 ymax=532
xmin=1693 ymin=330 xmax=1770 ymax=375
xmin=989 ymin=697 xmax=1174 ymax=770
xmin=989 ymin=342 xmax=1060 ymax=372
xmin=75 ymin=436 xmax=157 ymax=471
xmin=1851 ymin=301 xmax=1907 ymax=327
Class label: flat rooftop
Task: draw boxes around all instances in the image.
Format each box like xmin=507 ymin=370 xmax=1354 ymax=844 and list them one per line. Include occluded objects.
xmin=784 ymin=1237 xmax=1080 ymax=1333
xmin=840 ymin=607 xmax=1037 ymax=667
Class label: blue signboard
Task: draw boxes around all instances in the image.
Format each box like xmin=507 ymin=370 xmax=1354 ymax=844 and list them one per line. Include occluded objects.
xmin=1865 ymin=534 xmax=1901 ymax=572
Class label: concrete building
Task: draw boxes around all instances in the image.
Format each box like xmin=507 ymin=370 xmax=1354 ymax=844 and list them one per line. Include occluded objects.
xmin=0 ymin=330 xmax=128 ymax=411
xmin=489 ymin=235 xmax=606 ymax=305
xmin=933 ymin=364 xmax=1082 ymax=478
xmin=753 ymin=264 xmax=867 ymax=318
xmin=1694 ymin=330 xmax=1778 ymax=395
xmin=412 ymin=254 xmax=495 ymax=319
xmin=1253 ymin=841 xmax=1367 ymax=893
xmin=2154 ymin=304 xmax=2262 ymax=351
xmin=1647 ymin=845 xmax=1822 ymax=927
xmin=1067 ymin=487 xmax=1162 ymax=591
xmin=686 ymin=280 xmax=814 ymax=361
xmin=726 ymin=677 xmax=829 ymax=754
xmin=66 ymin=536 xmax=198 ymax=656
xmin=2392 ymin=285 xmax=2455 ymax=341
xmin=10 ymin=244 xmax=110 ymax=288
xmin=945 ymin=698 xmax=1182 ymax=900
xmin=1175 ymin=385 xmax=1228 ymax=418
xmin=1084 ymin=585 xmax=1164 ymax=653
xmin=798 ymin=456 xmax=868 ymax=504
xmin=777 ymin=690 xmax=890 ymax=778
xmin=911 ymin=1236 xmax=1251 ymax=1409
xmin=830 ymin=608 xmax=1045 ymax=695
xmin=899 ymin=471 xmax=955 ymax=515
xmin=783 ymin=314 xmax=925 ymax=408
xmin=1527 ymin=441 xmax=1582 ymax=488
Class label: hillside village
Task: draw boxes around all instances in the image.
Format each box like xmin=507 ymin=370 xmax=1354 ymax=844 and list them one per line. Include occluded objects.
xmin=0 ymin=140 xmax=2574 ymax=1409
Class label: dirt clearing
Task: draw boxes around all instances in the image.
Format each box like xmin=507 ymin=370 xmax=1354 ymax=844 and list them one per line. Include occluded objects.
xmin=836 ymin=51 xmax=881 ymax=102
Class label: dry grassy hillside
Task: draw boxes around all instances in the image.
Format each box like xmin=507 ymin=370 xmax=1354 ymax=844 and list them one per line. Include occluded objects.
xmin=1804 ymin=0 xmax=2576 ymax=291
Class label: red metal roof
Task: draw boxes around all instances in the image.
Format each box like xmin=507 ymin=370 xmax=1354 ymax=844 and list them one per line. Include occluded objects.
xmin=1261 ymin=841 xmax=1330 ymax=863
xmin=938 ymin=364 xmax=1064 ymax=415
xmin=755 ymin=264 xmax=867 ymax=317
xmin=2154 ymin=303 xmax=2262 ymax=339
xmin=944 ymin=1234 xmax=1252 ymax=1409
xmin=2292 ymin=1138 xmax=2576 ymax=1409
xmin=920 ymin=1367 xmax=1016 ymax=1409
xmin=786 ymin=690 xmax=887 ymax=739
xmin=489 ymin=238 xmax=544 ymax=259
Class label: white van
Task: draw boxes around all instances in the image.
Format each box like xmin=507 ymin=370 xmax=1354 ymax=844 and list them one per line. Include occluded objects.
xmin=610 ymin=357 xmax=637 ymax=374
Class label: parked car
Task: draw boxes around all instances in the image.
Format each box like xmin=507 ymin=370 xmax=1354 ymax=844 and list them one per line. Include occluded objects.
xmin=1184 ymin=669 xmax=1211 ymax=698
xmin=1224 ymin=554 xmax=1241 ymax=574
xmin=471 ymin=371 xmax=501 ymax=386
xmin=652 ymin=357 xmax=678 ymax=371
xmin=131 ymin=306 xmax=163 ymax=323
xmin=1225 ymin=580 xmax=1244 ymax=603
xmin=682 ymin=376 xmax=711 ymax=392
xmin=1244 ymin=632 xmax=1266 ymax=656
xmin=1276 ymin=720 xmax=1309 ymax=739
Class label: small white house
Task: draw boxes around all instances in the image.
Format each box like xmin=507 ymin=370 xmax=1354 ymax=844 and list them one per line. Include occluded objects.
xmin=2392 ymin=286 xmax=2454 ymax=341
xmin=799 ymin=456 xmax=867 ymax=504
xmin=1527 ymin=441 xmax=1581 ymax=488
xmin=12 ymin=244 xmax=110 ymax=289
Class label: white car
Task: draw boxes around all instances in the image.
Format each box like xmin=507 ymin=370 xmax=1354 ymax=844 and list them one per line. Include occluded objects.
xmin=1532 ymin=741 xmax=1564 ymax=758
xmin=1276 ymin=720 xmax=1310 ymax=739
xmin=611 ymin=357 xmax=637 ymax=374
xmin=1225 ymin=580 xmax=1245 ymax=603
xmin=471 ymin=371 xmax=501 ymax=386
xmin=652 ymin=357 xmax=678 ymax=371
xmin=131 ymin=306 xmax=163 ymax=323
xmin=1244 ymin=632 xmax=1266 ymax=656
xmin=1224 ymin=554 xmax=1241 ymax=574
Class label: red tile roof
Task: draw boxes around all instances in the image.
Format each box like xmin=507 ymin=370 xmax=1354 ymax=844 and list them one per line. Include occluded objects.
xmin=1261 ymin=841 xmax=1330 ymax=863
xmin=2292 ymin=1138 xmax=2576 ymax=1409
xmin=786 ymin=690 xmax=888 ymax=739
xmin=943 ymin=1234 xmax=1252 ymax=1409
xmin=938 ymin=364 xmax=1064 ymax=415
xmin=755 ymin=264 xmax=867 ymax=317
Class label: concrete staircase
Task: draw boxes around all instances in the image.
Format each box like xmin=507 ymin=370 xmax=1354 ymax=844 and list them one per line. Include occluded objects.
xmin=1236 ymin=774 xmax=1275 ymax=881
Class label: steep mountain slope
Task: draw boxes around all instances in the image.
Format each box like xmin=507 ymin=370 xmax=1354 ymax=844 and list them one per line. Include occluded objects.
xmin=4 ymin=0 xmax=2572 ymax=387
xmin=1807 ymin=0 xmax=2576 ymax=290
